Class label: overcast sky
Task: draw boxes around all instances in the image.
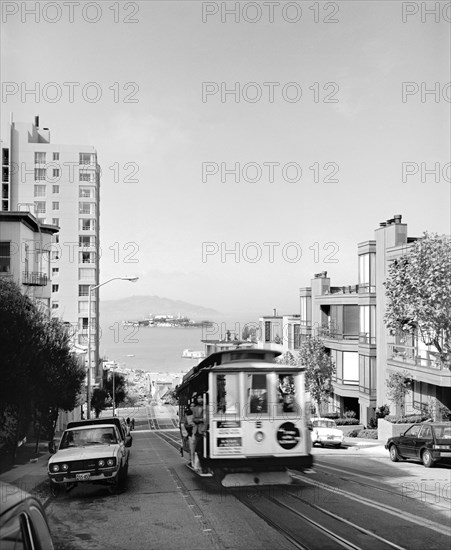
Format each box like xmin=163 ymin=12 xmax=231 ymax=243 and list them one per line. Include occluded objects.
xmin=2 ymin=1 xmax=450 ymax=318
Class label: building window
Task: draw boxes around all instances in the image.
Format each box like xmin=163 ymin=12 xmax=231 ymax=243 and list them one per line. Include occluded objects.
xmin=52 ymin=284 xmax=59 ymax=293
xmin=79 ymin=202 xmax=94 ymax=215
xmin=52 ymin=202 xmax=59 ymax=210
xmin=52 ymin=185 xmax=59 ymax=194
xmin=34 ymin=168 xmax=46 ymax=180
xmin=79 ymin=235 xmax=95 ymax=247
xmin=79 ymin=218 xmax=95 ymax=231
xmin=0 ymin=241 xmax=11 ymax=273
xmin=53 ymin=152 xmax=59 ymax=161
xmin=79 ymin=153 xmax=95 ymax=165
xmin=79 ymin=285 xmax=90 ymax=297
xmin=79 ymin=268 xmax=95 ymax=280
xmin=52 ymin=302 xmax=59 ymax=309
xmin=359 ymin=253 xmax=376 ymax=293
xmin=35 ymin=152 xmax=46 ymax=164
xmin=52 ymin=250 xmax=59 ymax=260
xmin=80 ymin=251 xmax=95 ymax=263
xmin=300 ymin=296 xmax=311 ymax=326
xmin=79 ymin=187 xmax=94 ymax=198
xmin=81 ymin=317 xmax=89 ymax=330
xmin=264 ymin=321 xmax=271 ymax=343
xmin=360 ymin=305 xmax=376 ymax=344
xmin=79 ymin=172 xmax=95 ymax=182
xmin=52 ymin=267 xmax=59 ymax=276
xmin=343 ymin=352 xmax=359 ymax=385
xmin=53 ymin=169 xmax=60 ymax=178
xmin=54 ymin=235 xmax=59 ymax=244
xmin=293 ymin=324 xmax=301 ymax=349
xmin=34 ymin=201 xmax=46 ymax=214
xmin=52 ymin=218 xmax=59 ymax=226
xmin=79 ymin=301 xmax=95 ymax=314
xmin=34 ymin=184 xmax=46 ymax=197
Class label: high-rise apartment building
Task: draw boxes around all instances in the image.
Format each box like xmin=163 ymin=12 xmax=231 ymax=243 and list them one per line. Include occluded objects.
xmin=1 ymin=116 xmax=100 ymax=387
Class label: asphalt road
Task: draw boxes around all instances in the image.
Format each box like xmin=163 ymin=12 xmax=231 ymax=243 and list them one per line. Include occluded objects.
xmin=43 ymin=405 xmax=451 ymax=550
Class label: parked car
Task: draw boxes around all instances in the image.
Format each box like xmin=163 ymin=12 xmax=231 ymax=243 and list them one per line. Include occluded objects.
xmin=0 ymin=481 xmax=55 ymax=549
xmin=310 ymin=417 xmax=344 ymax=447
xmin=385 ymin=421 xmax=451 ymax=467
xmin=48 ymin=423 xmax=131 ymax=495
xmin=66 ymin=416 xmax=132 ymax=446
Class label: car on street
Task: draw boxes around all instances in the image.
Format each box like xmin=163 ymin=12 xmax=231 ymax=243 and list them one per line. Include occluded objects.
xmin=310 ymin=417 xmax=344 ymax=447
xmin=48 ymin=423 xmax=131 ymax=495
xmin=385 ymin=421 xmax=451 ymax=467
xmin=0 ymin=481 xmax=55 ymax=549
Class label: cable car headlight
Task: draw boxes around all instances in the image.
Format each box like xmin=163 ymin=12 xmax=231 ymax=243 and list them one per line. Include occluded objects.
xmin=254 ymin=431 xmax=265 ymax=443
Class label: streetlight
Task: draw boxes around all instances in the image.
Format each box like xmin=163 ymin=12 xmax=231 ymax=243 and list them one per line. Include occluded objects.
xmin=86 ymin=276 xmax=138 ymax=418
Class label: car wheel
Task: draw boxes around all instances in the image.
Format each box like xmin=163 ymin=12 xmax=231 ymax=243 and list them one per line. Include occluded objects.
xmin=389 ymin=444 xmax=400 ymax=462
xmin=422 ymin=449 xmax=435 ymax=468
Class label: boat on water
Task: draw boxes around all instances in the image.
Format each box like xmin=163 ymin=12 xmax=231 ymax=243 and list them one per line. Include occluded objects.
xmin=181 ymin=349 xmax=206 ymax=359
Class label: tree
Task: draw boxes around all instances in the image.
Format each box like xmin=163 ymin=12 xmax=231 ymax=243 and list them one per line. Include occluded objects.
xmin=385 ymin=371 xmax=413 ymax=416
xmin=275 ymin=351 xmax=298 ymax=366
xmin=298 ymin=337 xmax=335 ymax=416
xmin=91 ymin=388 xmax=108 ymax=418
xmin=384 ymin=232 xmax=451 ymax=369
xmin=103 ymin=373 xmax=127 ymax=408
xmin=0 ymin=279 xmax=85 ymax=457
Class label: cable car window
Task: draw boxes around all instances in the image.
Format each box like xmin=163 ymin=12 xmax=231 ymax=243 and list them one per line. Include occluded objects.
xmin=216 ymin=374 xmax=239 ymax=414
xmin=277 ymin=374 xmax=296 ymax=414
xmin=247 ymin=374 xmax=268 ymax=414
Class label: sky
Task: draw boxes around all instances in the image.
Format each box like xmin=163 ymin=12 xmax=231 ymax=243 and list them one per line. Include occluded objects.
xmin=1 ymin=0 xmax=450 ymax=318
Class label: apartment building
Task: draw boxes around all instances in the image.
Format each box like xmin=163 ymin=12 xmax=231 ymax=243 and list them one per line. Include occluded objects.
xmin=1 ymin=116 xmax=100 ymax=386
xmin=257 ymin=215 xmax=450 ymax=426
xmin=0 ymin=211 xmax=57 ymax=313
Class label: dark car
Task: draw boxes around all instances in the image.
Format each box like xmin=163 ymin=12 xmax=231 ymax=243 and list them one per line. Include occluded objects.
xmin=0 ymin=481 xmax=55 ymax=549
xmin=385 ymin=421 xmax=451 ymax=467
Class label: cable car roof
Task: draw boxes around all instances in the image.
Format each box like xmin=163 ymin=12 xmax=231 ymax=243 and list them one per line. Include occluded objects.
xmin=177 ymin=348 xmax=303 ymax=393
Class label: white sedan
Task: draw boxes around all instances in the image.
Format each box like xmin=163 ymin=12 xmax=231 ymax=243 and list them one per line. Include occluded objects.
xmin=311 ymin=418 xmax=344 ymax=448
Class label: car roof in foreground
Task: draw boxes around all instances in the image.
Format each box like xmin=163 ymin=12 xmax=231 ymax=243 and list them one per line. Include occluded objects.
xmin=65 ymin=424 xmax=117 ymax=431
xmin=0 ymin=481 xmax=33 ymax=516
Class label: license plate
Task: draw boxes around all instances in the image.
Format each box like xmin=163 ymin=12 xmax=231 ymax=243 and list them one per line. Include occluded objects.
xmin=440 ymin=452 xmax=451 ymax=457
xmin=76 ymin=473 xmax=91 ymax=481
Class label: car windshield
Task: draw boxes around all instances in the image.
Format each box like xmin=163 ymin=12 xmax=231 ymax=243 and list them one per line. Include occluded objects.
xmin=60 ymin=427 xmax=117 ymax=449
xmin=313 ymin=419 xmax=336 ymax=429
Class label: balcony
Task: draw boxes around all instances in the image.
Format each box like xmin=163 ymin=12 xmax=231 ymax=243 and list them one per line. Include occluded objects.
xmin=388 ymin=343 xmax=444 ymax=370
xmin=22 ymin=271 xmax=48 ymax=286
xmin=326 ymin=285 xmax=359 ymax=295
xmin=317 ymin=327 xmax=359 ymax=341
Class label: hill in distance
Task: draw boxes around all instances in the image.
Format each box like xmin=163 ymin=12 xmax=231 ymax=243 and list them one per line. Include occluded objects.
xmin=100 ymin=295 xmax=222 ymax=323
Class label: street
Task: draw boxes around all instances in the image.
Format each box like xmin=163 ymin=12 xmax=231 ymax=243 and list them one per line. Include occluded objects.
xmin=41 ymin=405 xmax=450 ymax=550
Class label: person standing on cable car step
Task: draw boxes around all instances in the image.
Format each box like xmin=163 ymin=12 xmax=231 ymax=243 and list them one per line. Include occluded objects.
xmin=192 ymin=394 xmax=206 ymax=472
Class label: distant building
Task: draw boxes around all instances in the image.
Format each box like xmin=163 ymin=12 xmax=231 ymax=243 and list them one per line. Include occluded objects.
xmin=257 ymin=215 xmax=451 ymax=426
xmin=2 ymin=116 xmax=100 ymax=386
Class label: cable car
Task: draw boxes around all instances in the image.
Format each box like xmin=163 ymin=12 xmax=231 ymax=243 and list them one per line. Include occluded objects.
xmin=176 ymin=348 xmax=313 ymax=486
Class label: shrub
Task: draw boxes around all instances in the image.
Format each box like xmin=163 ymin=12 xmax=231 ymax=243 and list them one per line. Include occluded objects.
xmin=384 ymin=414 xmax=430 ymax=424
xmin=347 ymin=429 xmax=361 ymax=438
xmin=343 ymin=410 xmax=356 ymax=419
xmin=335 ymin=418 xmax=360 ymax=425
xmin=323 ymin=412 xmax=339 ymax=419
xmin=356 ymin=429 xmax=378 ymax=439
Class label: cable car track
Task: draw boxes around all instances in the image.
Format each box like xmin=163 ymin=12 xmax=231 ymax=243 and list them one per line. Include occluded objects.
xmin=233 ymin=489 xmax=406 ymax=550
